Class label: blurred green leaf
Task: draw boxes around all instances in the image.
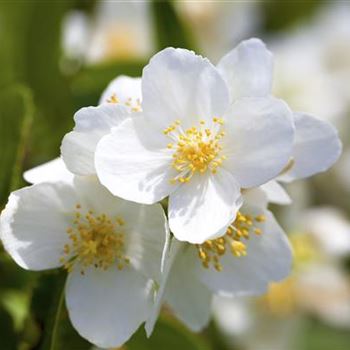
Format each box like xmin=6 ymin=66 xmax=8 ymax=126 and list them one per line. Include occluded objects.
xmin=261 ymin=0 xmax=321 ymax=33
xmin=127 ymin=316 xmax=211 ymax=350
xmin=0 ymin=1 xmax=76 ymax=165
xmin=297 ymin=318 xmax=350 ymax=350
xmin=71 ymin=60 xmax=145 ymax=109
xmin=0 ymin=84 xmax=34 ymax=205
xmin=0 ymin=305 xmax=17 ymax=350
xmin=150 ymin=0 xmax=196 ymax=51
xmin=30 ymin=271 xmax=90 ymax=350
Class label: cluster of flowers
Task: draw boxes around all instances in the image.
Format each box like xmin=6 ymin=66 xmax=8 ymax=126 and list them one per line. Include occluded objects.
xmin=0 ymin=39 xmax=341 ymax=348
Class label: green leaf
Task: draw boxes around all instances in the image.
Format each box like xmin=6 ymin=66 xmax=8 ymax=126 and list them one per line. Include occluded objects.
xmin=0 ymin=305 xmax=17 ymax=350
xmin=0 ymin=84 xmax=34 ymax=205
xmin=296 ymin=318 xmax=350 ymax=350
xmin=71 ymin=60 xmax=146 ymax=109
xmin=0 ymin=1 xmax=76 ymax=163
xmin=261 ymin=0 xmax=321 ymax=33
xmin=29 ymin=271 xmax=90 ymax=350
xmin=150 ymin=0 xmax=197 ymax=51
xmin=127 ymin=316 xmax=211 ymax=350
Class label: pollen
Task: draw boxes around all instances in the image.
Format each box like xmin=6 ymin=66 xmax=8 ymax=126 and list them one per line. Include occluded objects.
xmin=107 ymin=93 xmax=141 ymax=112
xmin=164 ymin=118 xmax=226 ymax=183
xmin=195 ymin=211 xmax=265 ymax=271
xmin=60 ymin=204 xmax=130 ymax=274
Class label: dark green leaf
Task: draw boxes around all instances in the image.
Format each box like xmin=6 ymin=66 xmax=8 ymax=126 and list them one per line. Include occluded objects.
xmin=261 ymin=0 xmax=321 ymax=33
xmin=0 ymin=84 xmax=34 ymax=206
xmin=127 ymin=316 xmax=211 ymax=350
xmin=0 ymin=305 xmax=17 ymax=350
xmin=150 ymin=0 xmax=197 ymax=51
xmin=71 ymin=60 xmax=146 ymax=109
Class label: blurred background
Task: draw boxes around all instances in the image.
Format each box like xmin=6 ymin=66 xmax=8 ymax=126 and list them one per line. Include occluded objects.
xmin=0 ymin=1 xmax=350 ymax=349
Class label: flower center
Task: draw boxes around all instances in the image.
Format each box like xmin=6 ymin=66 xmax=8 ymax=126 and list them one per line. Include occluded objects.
xmin=195 ymin=211 xmax=266 ymax=271
xmin=107 ymin=93 xmax=141 ymax=112
xmin=60 ymin=204 xmax=130 ymax=274
xmin=164 ymin=118 xmax=226 ymax=184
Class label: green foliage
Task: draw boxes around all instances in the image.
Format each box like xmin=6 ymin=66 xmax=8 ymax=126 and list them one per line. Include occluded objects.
xmin=0 ymin=85 xmax=34 ymax=206
xmin=127 ymin=316 xmax=211 ymax=350
xmin=150 ymin=0 xmax=196 ymax=51
xmin=261 ymin=0 xmax=321 ymax=33
xmin=0 ymin=306 xmax=17 ymax=350
xmin=0 ymin=0 xmax=75 ymax=165
xmin=71 ymin=60 xmax=145 ymax=109
xmin=297 ymin=318 xmax=350 ymax=350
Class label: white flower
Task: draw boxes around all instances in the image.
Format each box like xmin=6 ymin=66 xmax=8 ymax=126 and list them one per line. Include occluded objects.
xmin=217 ymin=38 xmax=342 ymax=205
xmin=61 ymin=75 xmax=141 ymax=176
xmin=95 ymin=46 xmax=295 ymax=243
xmin=62 ymin=2 xmax=154 ymax=63
xmin=0 ymin=176 xmax=167 ymax=348
xmin=145 ymin=188 xmax=292 ymax=335
xmin=301 ymin=207 xmax=350 ymax=258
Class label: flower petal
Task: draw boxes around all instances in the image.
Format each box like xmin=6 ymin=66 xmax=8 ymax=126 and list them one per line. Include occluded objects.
xmin=223 ymin=96 xmax=294 ymax=188
xmin=217 ymin=38 xmax=273 ymax=101
xmin=145 ymin=238 xmax=183 ymax=337
xmin=66 ymin=266 xmax=152 ymax=348
xmin=99 ymin=75 xmax=142 ymax=112
xmin=142 ymin=47 xmax=229 ymax=130
xmin=169 ymin=170 xmax=242 ymax=244
xmin=163 ymin=244 xmax=212 ymax=332
xmin=61 ymin=104 xmax=128 ymax=176
xmin=95 ymin=115 xmax=176 ymax=204
xmin=0 ymin=182 xmax=78 ymax=270
xmin=278 ymin=112 xmax=342 ymax=182
xmin=196 ymin=211 xmax=292 ymax=296
xmin=260 ymin=181 xmax=292 ymax=205
xmin=23 ymin=157 xmax=74 ymax=184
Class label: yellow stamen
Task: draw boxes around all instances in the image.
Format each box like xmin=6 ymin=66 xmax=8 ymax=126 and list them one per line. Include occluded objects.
xmin=164 ymin=118 xmax=226 ymax=184
xmin=195 ymin=211 xmax=265 ymax=271
xmin=60 ymin=204 xmax=130 ymax=274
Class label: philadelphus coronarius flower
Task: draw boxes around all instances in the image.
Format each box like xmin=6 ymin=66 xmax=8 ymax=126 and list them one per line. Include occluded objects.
xmin=217 ymin=39 xmax=342 ymax=205
xmin=0 ymin=175 xmax=167 ymax=348
xmin=95 ymin=41 xmax=295 ymax=243
xmin=145 ymin=188 xmax=292 ymax=334
xmin=0 ymin=37 xmax=342 ymax=348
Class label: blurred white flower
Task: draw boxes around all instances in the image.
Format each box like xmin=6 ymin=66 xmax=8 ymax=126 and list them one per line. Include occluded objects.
xmin=62 ymin=10 xmax=90 ymax=61
xmin=62 ymin=1 xmax=153 ymax=64
xmin=145 ymin=188 xmax=292 ymax=335
xmin=95 ymin=44 xmax=295 ymax=243
xmin=271 ymin=34 xmax=345 ymax=124
xmin=302 ymin=207 xmax=350 ymax=258
xmin=0 ymin=176 xmax=167 ymax=348
xmin=176 ymin=1 xmax=261 ymax=61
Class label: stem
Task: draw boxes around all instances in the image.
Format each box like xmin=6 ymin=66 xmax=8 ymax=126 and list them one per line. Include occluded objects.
xmin=49 ymin=285 xmax=65 ymax=350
